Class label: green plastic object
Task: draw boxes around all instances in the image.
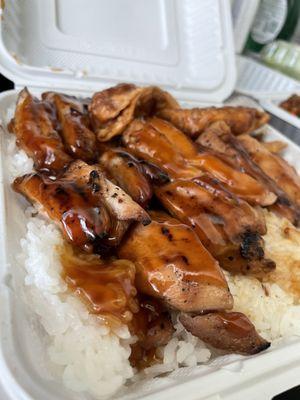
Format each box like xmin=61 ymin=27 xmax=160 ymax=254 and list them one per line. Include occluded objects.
xmin=245 ymin=0 xmax=300 ymax=53
xmin=261 ymin=40 xmax=300 ymax=80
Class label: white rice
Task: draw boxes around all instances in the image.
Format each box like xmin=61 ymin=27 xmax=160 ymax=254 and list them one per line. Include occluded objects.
xmin=5 ymin=133 xmax=213 ymax=398
xmin=5 ymin=116 xmax=300 ymax=398
xmin=5 ymin=135 xmax=33 ymax=182
xmin=19 ymin=215 xmax=135 ymax=398
xmin=226 ymin=273 xmax=300 ymax=342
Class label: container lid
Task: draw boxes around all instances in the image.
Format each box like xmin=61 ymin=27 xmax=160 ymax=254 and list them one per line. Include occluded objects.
xmin=231 ymin=0 xmax=260 ymax=54
xmin=0 ymin=0 xmax=236 ymax=103
xmin=236 ymin=55 xmax=300 ymax=99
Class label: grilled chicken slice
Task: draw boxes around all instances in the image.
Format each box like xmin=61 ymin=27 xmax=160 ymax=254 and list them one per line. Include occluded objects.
xmin=99 ymin=147 xmax=153 ymax=207
xmin=13 ymin=173 xmax=112 ymax=252
xmin=156 ymin=177 xmax=275 ymax=277
xmin=11 ymin=88 xmax=72 ymax=176
xmin=123 ymin=118 xmax=275 ymax=206
xmin=63 ymin=160 xmax=150 ymax=225
xmin=131 ymin=297 xmax=174 ymax=351
xmin=130 ymin=296 xmax=174 ymax=368
xmin=89 ymin=83 xmax=178 ymax=141
xmin=280 ymin=94 xmax=300 ymax=116
xmin=263 ymin=140 xmax=287 ymax=154
xmin=13 ymin=161 xmax=150 ymax=253
xmin=180 ymin=312 xmax=270 ymax=355
xmin=197 ymin=122 xmax=300 ymax=225
xmin=42 ymin=92 xmax=97 ymax=162
xmin=157 ymin=106 xmax=269 ymax=139
xmin=118 ymin=211 xmax=233 ymax=313
xmin=123 ymin=118 xmax=200 ymax=179
xmin=239 ymin=134 xmax=300 ymax=207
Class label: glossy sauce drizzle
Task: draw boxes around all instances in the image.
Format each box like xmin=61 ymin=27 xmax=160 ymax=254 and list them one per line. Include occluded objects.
xmin=60 ymin=243 xmax=138 ymax=325
xmin=119 ymin=211 xmax=228 ymax=302
xmin=13 ymin=90 xmax=72 ymax=176
xmin=60 ymin=244 xmax=171 ymax=368
xmin=216 ymin=312 xmax=254 ymax=338
xmin=13 ymin=173 xmax=119 ymax=253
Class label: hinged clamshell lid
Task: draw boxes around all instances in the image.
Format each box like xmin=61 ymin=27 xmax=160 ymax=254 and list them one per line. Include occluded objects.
xmin=0 ymin=0 xmax=236 ymax=102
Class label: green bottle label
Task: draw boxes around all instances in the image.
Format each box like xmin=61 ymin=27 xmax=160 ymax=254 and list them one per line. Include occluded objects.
xmin=251 ymin=0 xmax=288 ymax=44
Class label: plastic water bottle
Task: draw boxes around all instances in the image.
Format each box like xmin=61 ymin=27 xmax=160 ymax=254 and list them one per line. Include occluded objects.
xmin=245 ymin=0 xmax=300 ymax=53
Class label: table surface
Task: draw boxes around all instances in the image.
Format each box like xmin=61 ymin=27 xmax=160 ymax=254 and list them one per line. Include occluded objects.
xmin=0 ymin=73 xmax=299 ymax=400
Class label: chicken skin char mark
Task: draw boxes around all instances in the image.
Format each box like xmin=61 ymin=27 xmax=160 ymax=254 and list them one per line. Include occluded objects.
xmin=63 ymin=160 xmax=150 ymax=225
xmin=123 ymin=118 xmax=276 ymax=207
xmin=197 ymin=121 xmax=300 ymax=225
xmin=118 ymin=210 xmax=269 ymax=356
xmin=156 ymin=177 xmax=275 ymax=277
xmin=13 ymin=161 xmax=150 ymax=254
xmin=42 ymin=92 xmax=97 ymax=163
xmin=99 ymin=146 xmax=170 ymax=208
xmin=11 ymin=88 xmax=72 ymax=177
xmin=157 ymin=176 xmax=267 ymax=242
xmin=99 ymin=147 xmax=157 ymax=207
xmin=180 ymin=312 xmax=270 ymax=355
xmin=118 ymin=211 xmax=233 ymax=313
xmin=122 ymin=117 xmax=276 ymax=276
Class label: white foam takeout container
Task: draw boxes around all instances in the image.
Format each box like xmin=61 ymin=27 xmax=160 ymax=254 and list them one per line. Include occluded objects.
xmin=1 ymin=1 xmax=300 ymax=399
xmin=230 ymin=0 xmax=260 ymax=54
xmin=236 ymin=55 xmax=300 ymax=139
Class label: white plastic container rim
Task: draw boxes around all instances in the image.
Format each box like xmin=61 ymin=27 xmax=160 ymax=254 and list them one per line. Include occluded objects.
xmin=0 ymin=0 xmax=236 ymax=103
xmin=0 ymin=1 xmax=300 ymax=400
xmin=236 ymin=55 xmax=300 ymax=129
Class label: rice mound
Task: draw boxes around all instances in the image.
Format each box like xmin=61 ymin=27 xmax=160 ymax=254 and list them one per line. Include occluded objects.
xmin=21 ymin=216 xmax=134 ymax=398
xmin=5 ymin=123 xmax=300 ymax=398
xmin=6 ymin=134 xmax=213 ymax=398
xmin=264 ymin=210 xmax=300 ymax=298
xmin=226 ymin=211 xmax=300 ymax=342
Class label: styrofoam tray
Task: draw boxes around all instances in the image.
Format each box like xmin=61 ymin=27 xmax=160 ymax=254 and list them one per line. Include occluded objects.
xmin=236 ymin=56 xmax=300 ymax=140
xmin=0 ymin=0 xmax=236 ymax=102
xmin=1 ymin=0 xmax=300 ymax=399
xmin=1 ymin=89 xmax=300 ymax=400
xmin=235 ymin=56 xmax=300 ymax=128
xmin=236 ymin=56 xmax=300 ymax=100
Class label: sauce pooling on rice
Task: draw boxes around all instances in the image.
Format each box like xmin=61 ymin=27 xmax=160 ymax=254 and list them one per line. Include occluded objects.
xmin=60 ymin=243 xmax=174 ymax=368
xmin=60 ymin=243 xmax=139 ymax=325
